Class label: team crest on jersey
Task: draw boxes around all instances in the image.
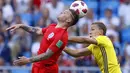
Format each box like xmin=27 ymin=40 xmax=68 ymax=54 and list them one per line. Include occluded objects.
xmin=48 ymin=32 xmax=54 ymax=39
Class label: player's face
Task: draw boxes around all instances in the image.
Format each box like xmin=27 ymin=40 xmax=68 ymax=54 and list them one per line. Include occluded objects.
xmin=57 ymin=10 xmax=73 ymax=23
xmin=89 ymin=24 xmax=101 ymax=38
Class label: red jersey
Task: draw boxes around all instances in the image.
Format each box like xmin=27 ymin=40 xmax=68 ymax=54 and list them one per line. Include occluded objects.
xmin=34 ymin=24 xmax=68 ymax=67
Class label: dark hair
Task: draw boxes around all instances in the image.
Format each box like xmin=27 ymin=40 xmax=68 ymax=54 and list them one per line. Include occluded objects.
xmin=69 ymin=9 xmax=79 ymax=26
xmin=92 ymin=22 xmax=107 ymax=35
xmin=105 ymin=8 xmax=112 ymax=12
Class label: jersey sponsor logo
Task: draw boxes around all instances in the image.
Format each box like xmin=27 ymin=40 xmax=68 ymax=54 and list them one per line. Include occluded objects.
xmin=48 ymin=32 xmax=54 ymax=39
xmin=56 ymin=40 xmax=63 ymax=48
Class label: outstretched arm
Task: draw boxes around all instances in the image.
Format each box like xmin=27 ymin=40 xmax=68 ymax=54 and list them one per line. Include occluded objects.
xmin=20 ymin=25 xmax=43 ymax=35
xmin=6 ymin=24 xmax=43 ymax=35
xmin=64 ymin=47 xmax=92 ymax=57
xmin=68 ymin=36 xmax=97 ymax=45
xmin=29 ymin=49 xmax=53 ymax=62
xmin=13 ymin=49 xmax=54 ymax=66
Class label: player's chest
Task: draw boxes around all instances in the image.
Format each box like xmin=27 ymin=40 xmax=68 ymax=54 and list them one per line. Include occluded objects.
xmin=44 ymin=29 xmax=57 ymax=42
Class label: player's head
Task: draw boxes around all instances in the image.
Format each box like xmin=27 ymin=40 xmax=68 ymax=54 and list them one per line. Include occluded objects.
xmin=57 ymin=9 xmax=79 ymax=27
xmin=89 ymin=22 xmax=107 ymax=37
xmin=105 ymin=8 xmax=112 ymax=18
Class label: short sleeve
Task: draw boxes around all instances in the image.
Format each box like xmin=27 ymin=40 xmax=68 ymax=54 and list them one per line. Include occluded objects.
xmin=49 ymin=34 xmax=67 ymax=53
xmin=42 ymin=27 xmax=48 ymax=34
xmin=87 ymin=44 xmax=94 ymax=52
xmin=95 ymin=36 xmax=107 ymax=46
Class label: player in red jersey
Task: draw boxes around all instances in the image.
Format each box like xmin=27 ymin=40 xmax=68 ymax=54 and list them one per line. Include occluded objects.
xmin=6 ymin=9 xmax=79 ymax=73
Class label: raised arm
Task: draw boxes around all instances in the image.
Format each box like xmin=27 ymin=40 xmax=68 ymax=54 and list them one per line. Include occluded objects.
xmin=6 ymin=24 xmax=43 ymax=35
xmin=69 ymin=36 xmax=97 ymax=44
xmin=64 ymin=47 xmax=92 ymax=57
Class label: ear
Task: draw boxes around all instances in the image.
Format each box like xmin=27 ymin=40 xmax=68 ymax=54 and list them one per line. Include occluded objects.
xmin=100 ymin=29 xmax=104 ymax=35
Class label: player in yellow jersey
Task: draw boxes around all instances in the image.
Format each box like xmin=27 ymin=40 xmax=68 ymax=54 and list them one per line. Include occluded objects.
xmin=64 ymin=22 xmax=122 ymax=73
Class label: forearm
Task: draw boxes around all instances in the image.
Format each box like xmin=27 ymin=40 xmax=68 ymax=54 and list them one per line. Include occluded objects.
xmin=69 ymin=36 xmax=97 ymax=44
xmin=68 ymin=36 xmax=87 ymax=43
xmin=64 ymin=47 xmax=92 ymax=57
xmin=29 ymin=49 xmax=54 ymax=63
xmin=29 ymin=53 xmax=50 ymax=63
xmin=64 ymin=47 xmax=79 ymax=57
xmin=20 ymin=24 xmax=39 ymax=34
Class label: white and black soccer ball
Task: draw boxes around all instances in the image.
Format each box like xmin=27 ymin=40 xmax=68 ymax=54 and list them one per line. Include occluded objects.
xmin=70 ymin=1 xmax=88 ymax=18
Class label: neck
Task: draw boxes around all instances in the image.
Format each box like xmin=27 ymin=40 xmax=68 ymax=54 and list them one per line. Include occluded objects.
xmin=94 ymin=34 xmax=103 ymax=37
xmin=56 ymin=22 xmax=68 ymax=29
xmin=98 ymin=34 xmax=104 ymax=36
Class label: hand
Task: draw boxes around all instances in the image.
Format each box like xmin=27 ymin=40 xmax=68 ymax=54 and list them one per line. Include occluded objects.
xmin=6 ymin=24 xmax=23 ymax=32
xmin=13 ymin=56 xmax=30 ymax=66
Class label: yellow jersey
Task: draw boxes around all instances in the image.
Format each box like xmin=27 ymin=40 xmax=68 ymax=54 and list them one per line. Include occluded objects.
xmin=88 ymin=36 xmax=122 ymax=73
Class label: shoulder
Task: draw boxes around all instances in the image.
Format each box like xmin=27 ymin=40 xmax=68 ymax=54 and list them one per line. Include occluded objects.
xmin=57 ymin=29 xmax=68 ymax=37
xmin=55 ymin=29 xmax=68 ymax=40
xmin=95 ymin=36 xmax=110 ymax=45
xmin=96 ymin=36 xmax=110 ymax=42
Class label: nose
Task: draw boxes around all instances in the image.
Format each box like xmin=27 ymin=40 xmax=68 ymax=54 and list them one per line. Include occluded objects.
xmin=89 ymin=32 xmax=92 ymax=37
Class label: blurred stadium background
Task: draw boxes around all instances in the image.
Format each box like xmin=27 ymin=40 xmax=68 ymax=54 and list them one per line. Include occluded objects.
xmin=0 ymin=0 xmax=130 ymax=73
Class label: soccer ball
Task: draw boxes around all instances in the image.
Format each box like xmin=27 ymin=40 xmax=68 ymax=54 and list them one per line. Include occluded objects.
xmin=70 ymin=1 xmax=88 ymax=18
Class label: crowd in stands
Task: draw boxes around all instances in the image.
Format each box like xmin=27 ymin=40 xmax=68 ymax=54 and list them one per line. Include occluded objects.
xmin=0 ymin=0 xmax=130 ymax=73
